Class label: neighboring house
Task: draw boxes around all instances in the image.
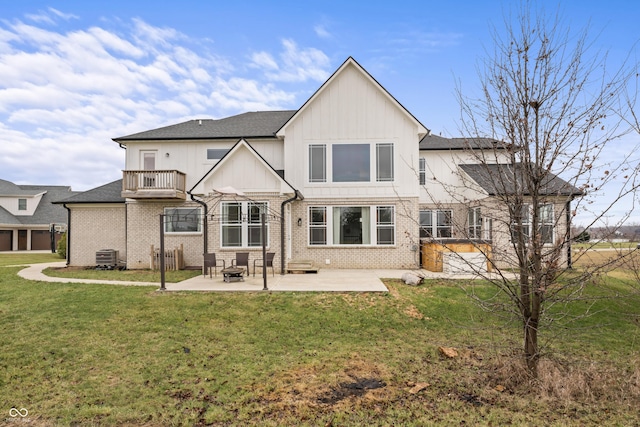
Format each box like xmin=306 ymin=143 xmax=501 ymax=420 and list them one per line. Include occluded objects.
xmin=60 ymin=57 xmax=580 ymax=272
xmin=0 ymin=179 xmax=75 ymax=251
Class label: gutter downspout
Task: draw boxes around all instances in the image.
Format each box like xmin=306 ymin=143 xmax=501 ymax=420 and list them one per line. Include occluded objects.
xmin=280 ymin=190 xmax=303 ymax=275
xmin=189 ymin=192 xmax=209 ymax=255
xmin=63 ymin=204 xmax=71 ymax=266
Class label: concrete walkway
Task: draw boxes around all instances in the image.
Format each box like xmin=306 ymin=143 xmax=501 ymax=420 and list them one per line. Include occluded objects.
xmin=15 ymin=262 xmax=491 ymax=292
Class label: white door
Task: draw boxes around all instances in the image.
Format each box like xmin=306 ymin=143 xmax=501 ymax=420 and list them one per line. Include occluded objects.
xmin=140 ymin=151 xmax=156 ymax=188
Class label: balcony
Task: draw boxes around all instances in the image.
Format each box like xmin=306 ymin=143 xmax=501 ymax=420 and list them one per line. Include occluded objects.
xmin=122 ymin=170 xmax=187 ymax=200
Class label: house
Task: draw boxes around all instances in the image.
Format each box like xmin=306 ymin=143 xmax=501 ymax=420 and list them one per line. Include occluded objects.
xmin=0 ymin=179 xmax=75 ymax=251
xmin=57 ymin=57 xmax=580 ymax=273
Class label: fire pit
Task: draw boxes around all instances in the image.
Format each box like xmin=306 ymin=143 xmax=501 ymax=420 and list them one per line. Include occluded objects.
xmin=221 ymin=267 xmax=245 ymax=282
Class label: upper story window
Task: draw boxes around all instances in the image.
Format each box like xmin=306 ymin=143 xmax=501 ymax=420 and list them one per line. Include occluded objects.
xmin=164 ymin=207 xmax=202 ymax=233
xmin=309 ymin=143 xmax=394 ymax=184
xmin=207 ymin=149 xmax=230 ymax=162
xmin=419 ymin=158 xmax=426 ymax=185
xmin=18 ymin=198 xmax=27 ymax=211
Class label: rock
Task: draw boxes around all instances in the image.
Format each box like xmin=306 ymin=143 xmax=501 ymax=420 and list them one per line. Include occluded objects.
xmin=402 ymin=272 xmax=424 ymax=286
xmin=438 ymin=346 xmax=458 ymax=358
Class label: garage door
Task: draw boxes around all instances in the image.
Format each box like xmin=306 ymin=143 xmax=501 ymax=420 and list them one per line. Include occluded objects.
xmin=0 ymin=230 xmax=11 ymax=251
xmin=31 ymin=230 xmax=51 ymax=250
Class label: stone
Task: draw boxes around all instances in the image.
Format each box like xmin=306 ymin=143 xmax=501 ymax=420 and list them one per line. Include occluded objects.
xmin=401 ymin=272 xmax=424 ymax=286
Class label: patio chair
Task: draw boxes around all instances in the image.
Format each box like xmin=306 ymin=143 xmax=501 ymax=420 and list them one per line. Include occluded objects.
xmin=203 ymin=253 xmax=225 ymax=278
xmin=253 ymin=252 xmax=275 ymax=277
xmin=231 ymin=252 xmax=249 ymax=276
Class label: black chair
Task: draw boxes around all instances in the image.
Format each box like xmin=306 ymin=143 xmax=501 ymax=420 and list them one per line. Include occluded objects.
xmin=231 ymin=252 xmax=250 ymax=275
xmin=253 ymin=252 xmax=275 ymax=277
xmin=203 ymin=253 xmax=225 ymax=278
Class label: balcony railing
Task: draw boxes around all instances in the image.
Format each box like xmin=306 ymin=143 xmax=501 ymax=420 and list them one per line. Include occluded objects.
xmin=122 ymin=170 xmax=187 ymax=200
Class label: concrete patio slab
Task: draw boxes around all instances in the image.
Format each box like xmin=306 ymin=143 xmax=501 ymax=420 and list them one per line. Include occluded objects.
xmin=14 ymin=262 xmax=498 ymax=292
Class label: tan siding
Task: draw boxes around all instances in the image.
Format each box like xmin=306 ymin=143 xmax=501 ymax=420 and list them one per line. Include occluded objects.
xmin=69 ymin=205 xmax=126 ymax=266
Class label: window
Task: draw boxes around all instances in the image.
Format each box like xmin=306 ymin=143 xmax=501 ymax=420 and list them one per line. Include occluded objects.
xmin=309 ymin=145 xmax=326 ymax=183
xmin=207 ymin=149 xmax=230 ymax=162
xmin=18 ymin=199 xmax=26 ymax=211
xmin=468 ymin=207 xmax=482 ymax=239
xmin=309 ymin=207 xmax=327 ymax=245
xmin=376 ymin=143 xmax=394 ymax=182
xmin=221 ymin=202 xmax=268 ymax=247
xmin=164 ymin=207 xmax=202 ymax=233
xmin=420 ymin=209 xmax=453 ymax=238
xmin=510 ymin=204 xmax=554 ymax=244
xmin=333 ymin=144 xmax=370 ymax=182
xmin=376 ymin=206 xmax=395 ymax=245
xmin=511 ymin=204 xmax=531 ymax=242
xmin=308 ymin=205 xmax=395 ymax=246
xmin=310 ymin=143 xmax=395 ymax=184
xmin=538 ymin=204 xmax=554 ymax=244
xmin=419 ymin=158 xmax=426 ymax=185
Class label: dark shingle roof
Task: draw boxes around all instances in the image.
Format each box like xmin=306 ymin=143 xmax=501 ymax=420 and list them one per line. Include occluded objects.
xmin=0 ymin=179 xmax=43 ymax=196
xmin=419 ymin=134 xmax=502 ymax=150
xmin=19 ymin=185 xmax=77 ymax=224
xmin=114 ymin=111 xmax=297 ymax=142
xmin=0 ymin=205 xmax=21 ymax=225
xmin=53 ymin=180 xmax=125 ymax=204
xmin=459 ymin=163 xmax=582 ymax=197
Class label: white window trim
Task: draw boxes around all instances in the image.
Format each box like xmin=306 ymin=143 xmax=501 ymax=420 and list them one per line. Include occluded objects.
xmin=307 ymin=205 xmax=396 ymax=246
xmin=510 ymin=204 xmax=555 ymax=245
xmin=220 ymin=201 xmax=270 ymax=248
xmin=307 ymin=142 xmax=395 ymax=185
xmin=420 ymin=209 xmax=453 ymax=238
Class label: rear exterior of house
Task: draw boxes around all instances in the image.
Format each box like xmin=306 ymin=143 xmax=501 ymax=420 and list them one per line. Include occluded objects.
xmin=59 ymin=57 xmax=580 ymax=273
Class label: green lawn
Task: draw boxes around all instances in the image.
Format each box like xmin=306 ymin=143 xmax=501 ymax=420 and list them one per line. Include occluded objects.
xmin=42 ymin=266 xmax=201 ymax=283
xmin=1 ymin=258 xmax=639 ymax=426
xmin=0 ymin=251 xmax=62 ymax=266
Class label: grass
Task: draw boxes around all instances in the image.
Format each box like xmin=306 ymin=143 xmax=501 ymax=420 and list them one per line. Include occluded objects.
xmin=0 ymin=251 xmax=62 ymax=266
xmin=1 ymin=254 xmax=639 ymax=426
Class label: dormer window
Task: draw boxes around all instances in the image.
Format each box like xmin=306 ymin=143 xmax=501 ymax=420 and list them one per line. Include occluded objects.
xmin=18 ymin=199 xmax=26 ymax=210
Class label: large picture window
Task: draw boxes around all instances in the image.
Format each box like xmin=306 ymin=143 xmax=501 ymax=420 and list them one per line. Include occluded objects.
xmin=333 ymin=144 xmax=370 ymax=182
xmin=164 ymin=207 xmax=202 ymax=233
xmin=310 ymin=143 xmax=394 ymax=184
xmin=221 ymin=201 xmax=268 ymax=247
xmin=308 ymin=205 xmax=395 ymax=246
xmin=420 ymin=209 xmax=452 ymax=238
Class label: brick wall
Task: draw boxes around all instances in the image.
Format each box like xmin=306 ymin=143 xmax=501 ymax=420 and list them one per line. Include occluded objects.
xmin=69 ymin=205 xmax=126 ymax=266
xmin=289 ymin=197 xmax=420 ymax=269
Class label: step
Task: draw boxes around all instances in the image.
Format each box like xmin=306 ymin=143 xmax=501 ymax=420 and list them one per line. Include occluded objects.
xmin=287 ymin=260 xmax=319 ymax=274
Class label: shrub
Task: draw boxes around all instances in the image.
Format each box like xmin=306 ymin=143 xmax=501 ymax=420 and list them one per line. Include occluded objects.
xmin=56 ymin=232 xmax=67 ymax=259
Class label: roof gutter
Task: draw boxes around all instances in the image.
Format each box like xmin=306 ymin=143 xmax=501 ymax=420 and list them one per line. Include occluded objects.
xmin=280 ymin=190 xmax=304 ymax=275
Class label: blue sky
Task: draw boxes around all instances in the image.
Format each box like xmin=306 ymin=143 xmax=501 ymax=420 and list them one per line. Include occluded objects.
xmin=1 ymin=1 xmax=639 ymax=224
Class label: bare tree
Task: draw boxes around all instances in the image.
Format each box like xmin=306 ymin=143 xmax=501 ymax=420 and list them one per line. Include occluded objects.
xmin=439 ymin=2 xmax=640 ymax=375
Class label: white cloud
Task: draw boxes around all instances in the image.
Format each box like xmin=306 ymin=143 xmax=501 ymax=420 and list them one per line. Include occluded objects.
xmin=251 ymin=38 xmax=331 ymax=83
xmin=314 ymin=24 xmax=331 ymax=39
xmin=0 ymin=13 xmax=330 ymax=190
